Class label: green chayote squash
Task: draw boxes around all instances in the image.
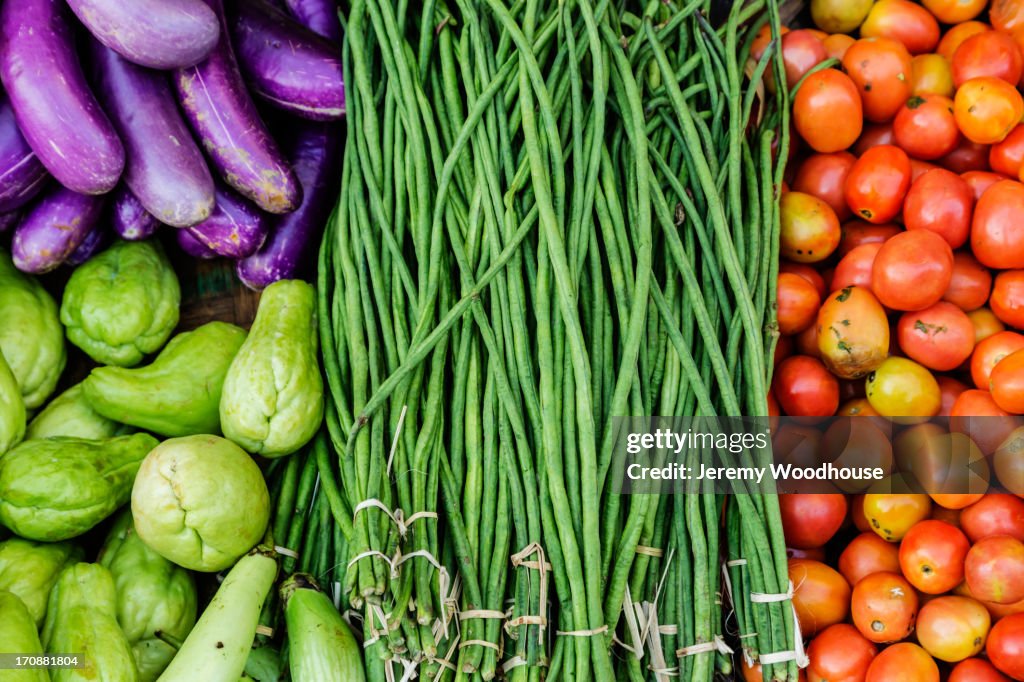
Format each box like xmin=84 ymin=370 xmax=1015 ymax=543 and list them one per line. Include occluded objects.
xmin=0 ymin=537 xmax=83 ymax=626
xmin=26 ymin=382 xmax=123 ymax=440
xmin=0 ymin=349 xmax=25 ymax=456
xmin=0 ymin=433 xmax=159 ymax=541
xmin=82 ymin=321 xmax=247 ymax=437
xmin=220 ymin=280 xmax=323 ymax=457
xmin=60 ymin=239 xmax=180 ymax=367
xmin=98 ymin=510 xmax=197 ymax=682
xmin=0 ymin=590 xmax=48 ymax=682
xmin=0 ymin=248 xmax=65 ymax=409
xmin=132 ymin=435 xmax=270 ymax=572
xmin=42 ymin=563 xmax=139 ymax=682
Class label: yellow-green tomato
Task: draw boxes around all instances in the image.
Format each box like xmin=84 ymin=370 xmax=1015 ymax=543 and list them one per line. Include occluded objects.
xmin=866 ymin=357 xmax=941 ymax=418
xmin=811 ymin=0 xmax=874 ymax=33
xmin=780 ymin=191 xmax=842 ymax=263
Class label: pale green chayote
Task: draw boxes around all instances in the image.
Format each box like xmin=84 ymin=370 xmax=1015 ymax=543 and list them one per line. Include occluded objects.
xmin=0 ymin=348 xmax=25 ymax=455
xmin=0 ymin=537 xmax=83 ymax=626
xmin=0 ymin=590 xmax=48 ymax=682
xmin=60 ymin=239 xmax=180 ymax=367
xmin=26 ymin=382 xmax=123 ymax=440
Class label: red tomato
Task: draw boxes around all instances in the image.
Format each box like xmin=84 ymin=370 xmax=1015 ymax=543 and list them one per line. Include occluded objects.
xmin=950 ymin=658 xmax=1012 ymax=682
xmin=991 ymin=125 xmax=1024 ymax=178
xmin=954 ymin=77 xmax=1024 ymax=145
xmin=917 ymin=595 xmax=991 ymax=662
xmin=778 ymin=273 xmax=822 ymax=336
xmin=781 ymin=191 xmax=842 ymax=263
xmin=807 ymin=623 xmax=877 ymax=682
xmin=993 ymin=0 xmax=1024 ymax=33
xmin=992 ymin=271 xmax=1024 ymax=331
xmin=774 ymin=355 xmax=840 ymax=417
xmin=939 ymin=137 xmax=992 ymax=173
xmin=788 ymin=546 xmax=827 ymax=561
xmin=973 ymin=180 xmax=1024 ymax=269
xmin=795 ymin=69 xmax=865 ymax=153
xmin=988 ymin=612 xmax=1024 ymax=680
xmin=780 ymin=261 xmax=828 ymax=299
xmin=860 ymin=0 xmax=940 ymax=55
xmin=910 ymin=158 xmax=940 ymax=182
xmin=964 ymin=170 xmax=1007 ymax=200
xmin=939 ymin=21 xmax=992 ymax=61
xmin=842 ymin=38 xmax=915 ymax=123
xmin=839 ymin=531 xmax=902 ymax=586
xmin=845 ymin=145 xmax=912 ymax=223
xmin=897 ymin=302 xmax=976 ymax=371
xmin=833 ymin=243 xmax=882 ymax=291
xmin=899 ymin=519 xmax=970 ymax=593
xmin=838 ymin=221 xmax=901 ymax=257
xmin=796 ymin=322 xmax=823 ymax=358
xmin=780 ymin=494 xmax=848 ymax=549
xmin=852 ymin=571 xmax=920 ymax=642
xmin=871 ymin=230 xmax=954 ymax=311
xmin=971 ymin=332 xmax=1024 ymax=390
xmin=953 ymin=31 xmax=1024 ymax=87
xmin=903 ymin=168 xmax=973 ymax=248
xmin=791 ymin=558 xmax=852 ymax=637
xmin=793 ymin=152 xmax=857 ymax=220
xmin=823 ymin=34 xmax=856 ymax=62
xmin=992 ymin=349 xmax=1024 ymax=414
xmin=938 ymin=376 xmax=970 ymax=418
xmin=781 ymin=30 xmax=828 ymax=90
xmin=911 ymin=53 xmax=955 ymax=97
xmin=944 ymin=252 xmax=993 ymax=312
xmin=966 ymin=535 xmax=1024 ymax=605
xmin=894 ymin=95 xmax=960 ymax=160
xmin=949 ymin=390 xmax=1018 ymax=455
xmin=865 ymin=643 xmax=938 ymax=682
xmin=854 ymin=122 xmax=896 ymax=156
xmin=923 ymin=0 xmax=986 ymax=24
xmin=863 ymin=492 xmax=933 ymax=542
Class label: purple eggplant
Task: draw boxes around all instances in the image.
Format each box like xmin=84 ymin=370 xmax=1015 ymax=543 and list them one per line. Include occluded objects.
xmin=176 ymin=226 xmax=217 ymax=259
xmin=0 ymin=211 xmax=20 ymax=233
xmin=238 ymin=123 xmax=339 ymax=289
xmin=12 ymin=185 xmax=105 ymax=273
xmin=284 ymin=0 xmax=341 ymax=41
xmin=230 ymin=0 xmax=344 ymax=120
xmin=65 ymin=223 xmax=108 ymax=266
xmin=0 ymin=93 xmax=47 ymax=212
xmin=92 ymin=42 xmax=215 ymax=227
xmin=0 ymin=0 xmax=124 ymax=195
xmin=174 ymin=0 xmax=301 ymax=215
xmin=109 ymin=185 xmax=160 ymax=241
xmin=187 ymin=184 xmax=268 ymax=258
xmin=66 ymin=0 xmax=220 ymax=70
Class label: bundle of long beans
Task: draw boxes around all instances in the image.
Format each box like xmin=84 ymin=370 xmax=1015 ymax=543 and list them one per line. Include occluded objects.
xmin=316 ymin=0 xmax=795 ymax=679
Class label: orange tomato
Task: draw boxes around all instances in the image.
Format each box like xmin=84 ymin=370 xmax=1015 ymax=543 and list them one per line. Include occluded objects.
xmin=911 ymin=53 xmax=955 ymax=97
xmin=971 ymin=332 xmax=1024 ymax=390
xmin=952 ymin=30 xmax=1024 ymax=87
xmin=992 ymin=0 xmax=1024 ymax=33
xmin=893 ymin=95 xmax=960 ymax=160
xmin=991 ymin=271 xmax=1024 ymax=332
xmin=863 ymin=492 xmax=932 ymax=542
xmin=949 ymin=390 xmax=1018 ymax=456
xmin=806 ymin=623 xmax=877 ymax=682
xmin=865 ymin=643 xmax=938 ymax=682
xmin=941 ymin=253 xmax=990 ymax=313
xmin=899 ymin=519 xmax=970 ymax=593
xmin=794 ymin=69 xmax=864 ymax=152
xmin=832 ymin=242 xmax=882 ymax=291
xmin=822 ymin=33 xmax=856 ymax=62
xmin=852 ymin=571 xmax=920 ymax=642
xmin=971 ymin=180 xmax=1024 ymax=269
xmin=837 ymin=398 xmax=882 ymax=417
xmin=839 ymin=531 xmax=902 ymax=586
xmin=954 ymin=77 xmax=1024 ymax=145
xmin=995 ymin=426 xmax=1024 ymax=496
xmin=917 ymin=595 xmax=991 ymax=662
xmin=792 ymin=151 xmax=857 ymax=221
xmin=816 ymin=285 xmax=890 ymax=380
xmin=991 ymin=349 xmax=1024 ymax=414
xmin=780 ymin=261 xmax=828 ymax=299
xmin=844 ymin=145 xmax=912 ymax=224
xmin=990 ymin=124 xmax=1024 ymax=178
xmin=950 ymin=658 xmax=1013 ymax=682
xmin=923 ymin=0 xmax=986 ymax=23
xmin=790 ymin=558 xmax=852 ymax=637
xmin=961 ymin=495 xmax=1024 ymax=544
xmin=871 ymin=230 xmax=953 ymax=312
xmin=939 ymin=21 xmax=991 ymax=61
xmin=842 ymin=38 xmax=914 ymax=123
xmin=860 ymin=0 xmax=940 ymax=55
xmin=966 ymin=535 xmax=1024 ymax=604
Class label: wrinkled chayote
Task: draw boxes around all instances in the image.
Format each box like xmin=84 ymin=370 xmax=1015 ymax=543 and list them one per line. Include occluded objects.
xmin=220 ymin=280 xmax=323 ymax=457
xmin=98 ymin=510 xmax=197 ymax=681
xmin=60 ymin=239 xmax=180 ymax=367
xmin=82 ymin=321 xmax=247 ymax=437
xmin=0 ymin=248 xmax=65 ymax=409
xmin=132 ymin=435 xmax=270 ymax=572
xmin=0 ymin=590 xmax=48 ymax=682
xmin=0 ymin=349 xmax=25 ymax=455
xmin=0 ymin=433 xmax=159 ymax=541
xmin=0 ymin=537 xmax=83 ymax=626
xmin=42 ymin=563 xmax=140 ymax=682
xmin=26 ymin=382 xmax=124 ymax=440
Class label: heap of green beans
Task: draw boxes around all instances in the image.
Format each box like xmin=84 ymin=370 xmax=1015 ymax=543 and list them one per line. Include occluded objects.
xmin=315 ymin=0 xmax=795 ymax=679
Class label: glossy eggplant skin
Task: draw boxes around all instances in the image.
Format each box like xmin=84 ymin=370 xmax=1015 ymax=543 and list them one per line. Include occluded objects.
xmin=0 ymin=93 xmax=47 ymax=213
xmin=176 ymin=226 xmax=217 ymax=259
xmin=230 ymin=0 xmax=344 ymax=121
xmin=187 ymin=184 xmax=268 ymax=259
xmin=12 ymin=186 xmax=106 ymax=274
xmin=0 ymin=0 xmax=125 ymax=195
xmin=92 ymin=42 xmax=215 ymax=228
xmin=109 ymin=185 xmax=160 ymax=241
xmin=66 ymin=0 xmax=220 ymax=70
xmin=284 ymin=0 xmax=341 ymax=40
xmin=65 ymin=223 xmax=108 ymax=266
xmin=174 ymin=0 xmax=301 ymax=215
xmin=237 ymin=123 xmax=339 ymax=289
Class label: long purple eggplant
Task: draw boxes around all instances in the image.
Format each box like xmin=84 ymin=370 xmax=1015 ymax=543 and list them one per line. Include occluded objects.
xmin=230 ymin=0 xmax=344 ymax=121
xmin=65 ymin=223 xmax=108 ymax=266
xmin=174 ymin=0 xmax=301 ymax=215
xmin=284 ymin=0 xmax=340 ymax=41
xmin=187 ymin=183 xmax=268 ymax=258
xmin=237 ymin=123 xmax=339 ymax=289
xmin=12 ymin=186 xmax=105 ymax=273
xmin=0 ymin=93 xmax=47 ymax=212
xmin=66 ymin=0 xmax=220 ymax=70
xmin=92 ymin=42 xmax=215 ymax=227
xmin=176 ymin=226 xmax=217 ymax=259
xmin=0 ymin=0 xmax=124 ymax=195
xmin=109 ymin=184 xmax=159 ymax=241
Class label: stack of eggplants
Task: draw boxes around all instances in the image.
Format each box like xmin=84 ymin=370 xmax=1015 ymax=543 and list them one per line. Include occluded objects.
xmin=0 ymin=0 xmax=343 ymax=289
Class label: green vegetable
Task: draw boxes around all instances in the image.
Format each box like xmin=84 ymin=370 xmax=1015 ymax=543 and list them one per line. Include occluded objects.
xmin=156 ymin=549 xmax=277 ymax=682
xmin=0 ymin=248 xmax=65 ymax=409
xmin=82 ymin=321 xmax=247 ymax=437
xmin=41 ymin=563 xmax=139 ymax=682
xmin=0 ymin=349 xmax=25 ymax=455
xmin=98 ymin=510 xmax=198 ymax=682
xmin=0 ymin=433 xmax=158 ymax=541
xmin=0 ymin=537 xmax=82 ymax=626
xmin=26 ymin=382 xmax=123 ymax=440
xmin=60 ymin=239 xmax=180 ymax=367
xmin=132 ymin=435 xmax=270 ymax=572
xmin=281 ymin=575 xmax=365 ymax=682
xmin=220 ymin=280 xmax=323 ymax=457
xmin=0 ymin=590 xmax=48 ymax=682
